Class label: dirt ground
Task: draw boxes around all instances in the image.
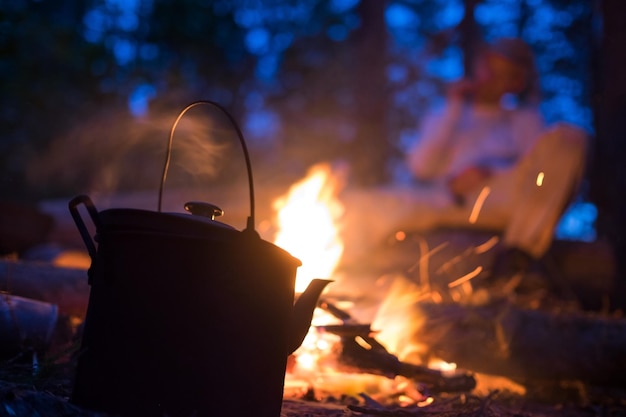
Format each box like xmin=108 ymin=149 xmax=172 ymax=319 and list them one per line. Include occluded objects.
xmin=1 ymin=337 xmax=625 ymax=417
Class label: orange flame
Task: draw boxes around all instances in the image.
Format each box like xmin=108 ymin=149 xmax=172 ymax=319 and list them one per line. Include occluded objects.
xmin=272 ymin=163 xmax=345 ymax=293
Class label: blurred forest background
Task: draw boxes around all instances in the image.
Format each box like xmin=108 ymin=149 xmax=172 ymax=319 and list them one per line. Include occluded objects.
xmin=1 ymin=0 xmax=624 ymax=254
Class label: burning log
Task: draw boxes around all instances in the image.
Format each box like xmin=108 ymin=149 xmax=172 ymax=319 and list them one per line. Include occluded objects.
xmin=413 ymin=301 xmax=626 ymax=387
xmin=321 ymin=324 xmax=476 ymax=393
xmin=317 ymin=300 xmax=476 ymax=393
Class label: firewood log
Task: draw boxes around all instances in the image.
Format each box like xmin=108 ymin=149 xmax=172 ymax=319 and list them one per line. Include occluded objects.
xmin=0 ymin=259 xmax=89 ymax=317
xmin=413 ymin=301 xmax=626 ymax=387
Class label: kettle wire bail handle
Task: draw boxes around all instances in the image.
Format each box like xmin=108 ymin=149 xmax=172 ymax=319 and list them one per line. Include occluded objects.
xmin=157 ymin=100 xmax=256 ymax=233
xmin=68 ymin=195 xmax=101 ymax=260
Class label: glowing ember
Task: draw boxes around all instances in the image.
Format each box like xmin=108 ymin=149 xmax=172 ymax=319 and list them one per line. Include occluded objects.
xmin=427 ymin=358 xmax=458 ymax=375
xmin=468 ymin=186 xmax=491 ymax=224
xmin=447 ymin=266 xmax=483 ymax=288
xmin=536 ymin=171 xmax=545 ymax=186
xmin=291 ymin=307 xmax=342 ymax=375
xmin=273 ymin=163 xmax=345 ymax=293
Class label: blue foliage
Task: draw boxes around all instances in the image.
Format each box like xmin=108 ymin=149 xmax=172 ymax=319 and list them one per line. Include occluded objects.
xmin=435 ymin=0 xmax=464 ymax=27
xmin=245 ymin=27 xmax=271 ymax=55
xmin=328 ymin=0 xmax=360 ymax=14
xmin=555 ymin=201 xmax=597 ymax=242
xmin=112 ymin=38 xmax=136 ymax=66
xmin=128 ymin=83 xmax=156 ymax=117
xmin=256 ymin=55 xmax=279 ymax=80
xmin=244 ymin=109 xmax=280 ymax=143
xmin=425 ymin=45 xmax=463 ymax=81
xmin=327 ymin=24 xmax=351 ymax=41
xmin=235 ymin=8 xmax=263 ymax=28
xmin=386 ymin=3 xmax=420 ymax=29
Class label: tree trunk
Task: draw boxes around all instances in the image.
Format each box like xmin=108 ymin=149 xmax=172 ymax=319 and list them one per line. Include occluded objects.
xmin=349 ymin=0 xmax=390 ymax=186
xmin=460 ymin=0 xmax=480 ymax=76
xmin=589 ymin=0 xmax=626 ymax=310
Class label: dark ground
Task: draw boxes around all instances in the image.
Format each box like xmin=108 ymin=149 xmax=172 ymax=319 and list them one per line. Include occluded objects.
xmin=1 ymin=302 xmax=625 ymax=417
xmin=1 ymin=355 xmax=625 ymax=417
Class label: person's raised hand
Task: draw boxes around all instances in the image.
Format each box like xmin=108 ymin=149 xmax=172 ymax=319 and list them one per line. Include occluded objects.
xmin=446 ymin=79 xmax=477 ymax=102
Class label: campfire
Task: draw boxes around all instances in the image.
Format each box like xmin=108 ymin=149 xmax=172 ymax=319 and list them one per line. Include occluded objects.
xmin=268 ymin=161 xmax=626 ymax=415
xmin=270 ymin=163 xmax=480 ymax=406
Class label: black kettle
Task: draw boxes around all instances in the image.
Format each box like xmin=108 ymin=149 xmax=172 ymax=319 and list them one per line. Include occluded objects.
xmin=69 ymin=101 xmax=331 ymax=417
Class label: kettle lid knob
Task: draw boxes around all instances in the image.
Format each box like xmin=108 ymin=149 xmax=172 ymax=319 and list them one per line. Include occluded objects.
xmin=184 ymin=201 xmax=224 ymax=220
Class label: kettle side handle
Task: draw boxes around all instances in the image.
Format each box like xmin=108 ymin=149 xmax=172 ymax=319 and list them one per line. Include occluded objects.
xmin=68 ymin=195 xmax=101 ymax=262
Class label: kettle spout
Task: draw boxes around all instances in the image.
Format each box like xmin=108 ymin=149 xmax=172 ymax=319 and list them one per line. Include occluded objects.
xmin=287 ymin=279 xmax=332 ymax=354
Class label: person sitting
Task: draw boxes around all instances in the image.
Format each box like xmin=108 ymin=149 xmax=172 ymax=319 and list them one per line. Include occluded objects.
xmin=339 ymin=37 xmax=588 ymax=279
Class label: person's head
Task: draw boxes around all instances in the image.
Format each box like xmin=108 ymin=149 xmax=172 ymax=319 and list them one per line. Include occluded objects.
xmin=471 ymin=37 xmax=538 ymax=105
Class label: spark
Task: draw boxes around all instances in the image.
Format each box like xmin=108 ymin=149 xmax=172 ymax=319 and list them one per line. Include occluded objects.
xmin=430 ymin=291 xmax=444 ymax=303
xmin=468 ymin=186 xmax=491 ymax=224
xmin=447 ymin=266 xmax=483 ymax=288
xmin=415 ymin=292 xmax=435 ymax=302
xmin=536 ymin=171 xmax=545 ymax=186
xmin=417 ymin=397 xmax=434 ymax=407
xmin=397 ymin=395 xmax=414 ymax=406
xmin=474 ymin=236 xmax=500 ymax=254
xmin=394 ymin=231 xmax=406 ymax=241
xmin=407 ymin=240 xmax=449 ymax=291
xmin=354 ymin=336 xmax=372 ymax=350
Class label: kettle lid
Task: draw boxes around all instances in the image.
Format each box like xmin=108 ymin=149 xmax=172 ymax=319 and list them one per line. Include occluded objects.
xmin=98 ymin=206 xmax=239 ymax=240
xmin=97 ymin=206 xmax=302 ymax=268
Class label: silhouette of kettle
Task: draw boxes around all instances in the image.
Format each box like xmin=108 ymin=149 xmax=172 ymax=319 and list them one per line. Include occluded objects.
xmin=68 ymin=101 xmax=332 ymax=417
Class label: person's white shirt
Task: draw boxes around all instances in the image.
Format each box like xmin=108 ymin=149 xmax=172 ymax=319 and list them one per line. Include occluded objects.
xmin=407 ymin=99 xmax=546 ymax=185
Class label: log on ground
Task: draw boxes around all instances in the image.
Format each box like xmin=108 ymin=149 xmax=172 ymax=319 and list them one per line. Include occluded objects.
xmin=0 ymin=259 xmax=89 ymax=317
xmin=413 ymin=301 xmax=626 ymax=387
